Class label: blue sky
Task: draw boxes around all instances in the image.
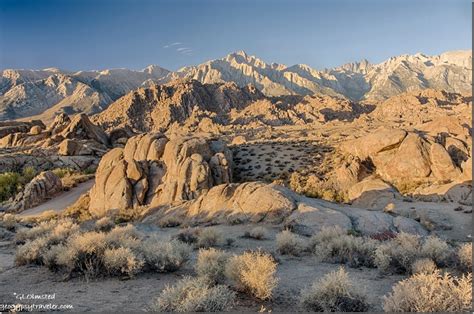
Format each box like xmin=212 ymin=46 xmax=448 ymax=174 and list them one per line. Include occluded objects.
xmin=0 ymin=0 xmax=471 ymax=71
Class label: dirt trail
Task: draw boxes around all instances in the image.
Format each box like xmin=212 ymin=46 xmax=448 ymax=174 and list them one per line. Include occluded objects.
xmin=18 ymin=179 xmax=95 ymax=217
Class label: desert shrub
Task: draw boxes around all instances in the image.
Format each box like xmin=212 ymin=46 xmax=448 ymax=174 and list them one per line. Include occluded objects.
xmin=174 ymin=227 xmax=199 ymax=244
xmin=457 ymin=243 xmax=472 ymax=272
xmin=244 ymin=226 xmax=269 ymax=240
xmin=20 ymin=166 xmax=37 ymax=184
xmin=95 ymin=216 xmax=115 ymax=232
xmin=420 ymin=236 xmax=451 ymax=266
xmin=195 ymin=248 xmax=229 ymax=284
xmin=1 ymin=213 xmax=17 ymax=231
xmin=411 ymin=258 xmax=437 ymax=274
xmin=225 ymin=250 xmax=278 ymax=300
xmin=289 ymin=172 xmax=345 ymax=202
xmin=196 ymin=227 xmax=224 ymax=248
xmin=104 ymin=224 xmax=141 ymax=249
xmin=309 ymin=226 xmax=378 ymax=267
xmin=0 ymin=172 xmax=20 ymax=202
xmin=374 ymin=232 xmax=421 ymax=273
xmin=15 ymin=219 xmax=78 ymax=245
xmin=276 ymin=229 xmax=306 ymax=256
xmin=382 ymin=270 xmax=472 ymax=312
xmin=139 ymin=236 xmax=191 ymax=272
xmin=15 ymin=220 xmax=56 ymax=243
xmin=299 ymin=267 xmax=369 ymax=312
xmin=158 ymin=216 xmax=181 ymax=228
xmin=103 ymin=247 xmax=144 ymax=277
xmin=42 ymin=244 xmax=66 ymax=271
xmin=57 ymin=231 xmax=108 ymax=279
xmin=51 ymin=167 xmax=74 ymax=179
xmin=375 ymin=233 xmax=452 ymax=274
xmin=15 ymin=236 xmax=50 ymax=265
xmin=151 ymin=276 xmax=235 ymax=312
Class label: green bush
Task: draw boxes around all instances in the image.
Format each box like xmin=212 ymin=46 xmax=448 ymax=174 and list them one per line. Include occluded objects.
xmin=0 ymin=172 xmax=20 ymax=202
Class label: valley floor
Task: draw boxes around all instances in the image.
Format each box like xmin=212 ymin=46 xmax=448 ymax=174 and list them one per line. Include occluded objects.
xmin=0 ymin=223 xmax=404 ymax=312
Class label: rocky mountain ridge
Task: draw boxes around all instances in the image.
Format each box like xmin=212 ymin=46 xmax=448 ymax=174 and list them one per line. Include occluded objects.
xmin=1 ymin=50 xmax=470 ymax=122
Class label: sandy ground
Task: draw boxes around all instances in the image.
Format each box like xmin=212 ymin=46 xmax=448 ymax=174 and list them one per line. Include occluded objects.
xmin=18 ymin=180 xmax=95 ymax=218
xmin=0 ymin=223 xmax=406 ymax=312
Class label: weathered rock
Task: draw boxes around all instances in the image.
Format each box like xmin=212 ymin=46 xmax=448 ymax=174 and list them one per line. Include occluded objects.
xmin=0 ymin=120 xmax=45 ymax=139
xmin=29 ymin=125 xmax=43 ymax=135
xmin=375 ymin=133 xmax=432 ymax=181
xmin=285 ymin=203 xmax=352 ymax=236
xmin=429 ymin=143 xmax=461 ymax=181
xmin=348 ymin=178 xmax=399 ymax=210
xmin=231 ymin=135 xmax=247 ymax=145
xmin=48 ymin=113 xmax=71 ymax=134
xmin=60 ymin=114 xmax=109 ymax=146
xmin=89 ymin=133 xmax=233 ymax=217
xmin=13 ymin=171 xmax=62 ymax=211
xmin=142 ymin=181 xmax=427 ymax=237
xmin=340 ymin=127 xmax=407 ymax=160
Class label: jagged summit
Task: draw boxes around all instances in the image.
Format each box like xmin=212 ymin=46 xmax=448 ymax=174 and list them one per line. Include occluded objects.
xmin=0 ymin=50 xmax=471 ymax=121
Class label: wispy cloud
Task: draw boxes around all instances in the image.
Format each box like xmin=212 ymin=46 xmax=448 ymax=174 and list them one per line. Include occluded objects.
xmin=163 ymin=42 xmax=194 ymax=56
xmin=163 ymin=42 xmax=182 ymax=48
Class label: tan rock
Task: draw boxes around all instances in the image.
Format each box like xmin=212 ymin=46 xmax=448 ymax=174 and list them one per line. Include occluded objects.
xmin=429 ymin=142 xmax=461 ymax=181
xmin=13 ymin=171 xmax=62 ymax=211
xmin=29 ymin=125 xmax=42 ymax=135
xmin=348 ymin=178 xmax=399 ymax=210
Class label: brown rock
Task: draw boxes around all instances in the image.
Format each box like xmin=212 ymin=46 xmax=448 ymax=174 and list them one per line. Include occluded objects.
xmin=13 ymin=171 xmax=62 ymax=211
xmin=429 ymin=142 xmax=461 ymax=181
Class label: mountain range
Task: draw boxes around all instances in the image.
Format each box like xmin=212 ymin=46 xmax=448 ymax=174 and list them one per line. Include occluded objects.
xmin=0 ymin=50 xmax=471 ymax=122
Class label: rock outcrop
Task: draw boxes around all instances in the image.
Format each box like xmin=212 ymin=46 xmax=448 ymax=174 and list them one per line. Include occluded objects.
xmin=0 ymin=113 xmax=109 ymax=172
xmin=12 ymin=171 xmax=62 ymax=211
xmin=143 ymin=182 xmax=428 ymax=237
xmin=88 ymin=133 xmax=233 ymax=217
xmin=340 ymin=126 xmax=469 ymax=184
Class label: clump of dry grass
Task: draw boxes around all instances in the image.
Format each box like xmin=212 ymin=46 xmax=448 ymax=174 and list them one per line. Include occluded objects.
xmin=309 ymin=226 xmax=378 ymax=267
xmin=196 ymin=227 xmax=224 ymax=248
xmin=95 ymin=216 xmax=115 ymax=232
xmin=276 ymin=229 xmax=306 ymax=256
xmin=457 ymin=243 xmax=472 ymax=272
xmin=103 ymin=247 xmax=144 ymax=277
xmin=151 ymin=276 xmax=235 ymax=312
xmin=139 ymin=236 xmax=191 ymax=272
xmin=174 ymin=228 xmax=199 ymax=244
xmin=195 ymin=248 xmax=229 ymax=284
xmin=299 ymin=267 xmax=369 ymax=312
xmin=374 ymin=233 xmax=452 ymax=274
xmin=15 ymin=222 xmax=191 ymax=280
xmin=225 ymin=250 xmax=278 ymax=300
xmin=420 ymin=236 xmax=451 ymax=266
xmin=411 ymin=258 xmax=437 ymax=275
xmin=1 ymin=213 xmax=17 ymax=231
xmin=383 ymin=270 xmax=472 ymax=312
xmin=244 ymin=226 xmax=269 ymax=240
xmin=158 ymin=216 xmax=181 ymax=228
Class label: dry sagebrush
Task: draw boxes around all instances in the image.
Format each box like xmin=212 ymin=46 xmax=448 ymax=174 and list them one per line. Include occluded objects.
xmin=299 ymin=267 xmax=369 ymax=312
xmin=225 ymin=250 xmax=278 ymax=300
xmin=196 ymin=227 xmax=225 ymax=248
xmin=411 ymin=258 xmax=437 ymax=275
xmin=195 ymin=248 xmax=229 ymax=284
xmin=152 ymin=276 xmax=235 ymax=312
xmin=383 ymin=270 xmax=472 ymax=312
xmin=276 ymin=229 xmax=306 ymax=256
xmin=15 ymin=221 xmax=191 ymax=280
xmin=245 ymin=226 xmax=269 ymax=240
xmin=309 ymin=226 xmax=378 ymax=267
xmin=374 ymin=233 xmax=451 ymax=274
xmin=457 ymin=242 xmax=472 ymax=272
